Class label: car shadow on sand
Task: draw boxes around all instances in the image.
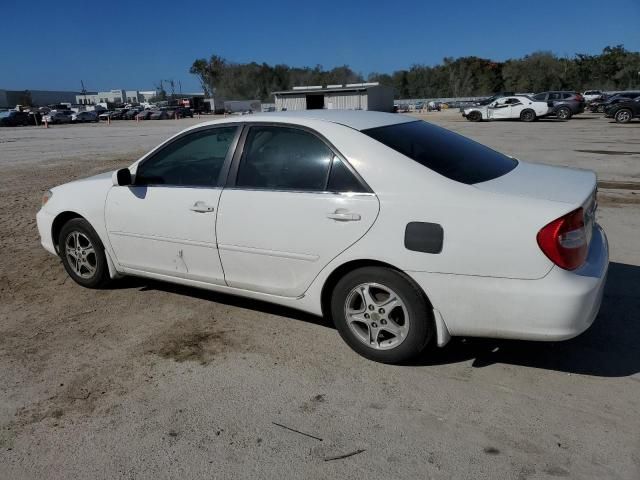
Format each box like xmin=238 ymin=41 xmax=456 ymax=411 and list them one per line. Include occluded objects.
xmin=125 ymin=261 xmax=639 ymax=378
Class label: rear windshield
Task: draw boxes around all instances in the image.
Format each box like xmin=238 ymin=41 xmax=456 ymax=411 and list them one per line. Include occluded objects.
xmin=361 ymin=120 xmax=517 ymax=184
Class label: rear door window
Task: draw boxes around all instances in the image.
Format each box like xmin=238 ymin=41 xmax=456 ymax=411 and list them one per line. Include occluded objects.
xmin=236 ymin=126 xmax=333 ymax=191
xmin=327 ymin=157 xmax=368 ymax=193
xmin=362 ymin=120 xmax=517 ymax=184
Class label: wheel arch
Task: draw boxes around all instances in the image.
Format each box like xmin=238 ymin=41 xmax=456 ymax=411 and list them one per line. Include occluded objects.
xmin=51 ymin=211 xmax=121 ymax=279
xmin=319 ymin=259 xmax=451 ymax=347
xmin=615 ymin=108 xmax=633 ymax=119
xmin=320 ymin=258 xmax=434 ymax=319
xmin=520 ymin=108 xmax=536 ymax=120
xmin=51 ymin=211 xmax=85 ymax=253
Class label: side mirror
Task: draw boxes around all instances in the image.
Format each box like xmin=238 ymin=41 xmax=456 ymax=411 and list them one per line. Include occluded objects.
xmin=112 ymin=168 xmax=132 ymax=186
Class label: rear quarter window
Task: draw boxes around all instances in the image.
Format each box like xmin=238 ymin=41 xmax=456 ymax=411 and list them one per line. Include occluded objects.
xmin=361 ymin=120 xmax=517 ymax=184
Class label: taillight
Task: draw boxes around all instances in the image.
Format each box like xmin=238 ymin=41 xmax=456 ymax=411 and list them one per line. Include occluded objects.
xmin=575 ymin=93 xmax=584 ymax=102
xmin=537 ymin=208 xmax=588 ymax=270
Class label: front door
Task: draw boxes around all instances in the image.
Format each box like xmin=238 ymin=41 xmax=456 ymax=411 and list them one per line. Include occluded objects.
xmin=105 ymin=125 xmax=240 ymax=284
xmin=216 ymin=125 xmax=379 ymax=297
xmin=487 ymin=97 xmax=512 ymax=119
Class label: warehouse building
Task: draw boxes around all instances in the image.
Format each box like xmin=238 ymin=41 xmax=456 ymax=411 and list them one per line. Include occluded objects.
xmin=273 ymin=82 xmax=394 ymax=112
xmin=0 ymin=89 xmax=83 ymax=108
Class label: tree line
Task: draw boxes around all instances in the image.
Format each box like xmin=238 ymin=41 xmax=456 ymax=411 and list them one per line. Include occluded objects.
xmin=190 ymin=45 xmax=640 ymax=101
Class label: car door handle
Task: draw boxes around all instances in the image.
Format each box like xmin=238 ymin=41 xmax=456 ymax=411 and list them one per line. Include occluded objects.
xmin=327 ymin=210 xmax=361 ymax=221
xmin=190 ymin=201 xmax=215 ymax=213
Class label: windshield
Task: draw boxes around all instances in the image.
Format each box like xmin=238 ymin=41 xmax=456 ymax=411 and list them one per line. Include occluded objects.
xmin=362 ymin=121 xmax=517 ymax=184
xmin=478 ymin=95 xmax=501 ymax=105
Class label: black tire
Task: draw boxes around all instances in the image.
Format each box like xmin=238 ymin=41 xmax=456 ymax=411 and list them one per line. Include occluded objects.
xmin=58 ymin=218 xmax=111 ymax=289
xmin=466 ymin=111 xmax=482 ymax=122
xmin=615 ymin=109 xmax=633 ymax=124
xmin=556 ymin=106 xmax=572 ymax=120
xmin=520 ymin=109 xmax=536 ymax=122
xmin=330 ymin=267 xmax=433 ymax=363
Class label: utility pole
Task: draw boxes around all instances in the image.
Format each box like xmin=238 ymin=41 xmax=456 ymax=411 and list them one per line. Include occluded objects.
xmin=80 ymin=80 xmax=87 ymax=104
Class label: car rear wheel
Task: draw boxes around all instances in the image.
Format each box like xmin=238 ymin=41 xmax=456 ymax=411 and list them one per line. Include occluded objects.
xmin=556 ymin=107 xmax=572 ymax=120
xmin=58 ymin=218 xmax=111 ymax=289
xmin=520 ymin=109 xmax=536 ymax=122
xmin=330 ymin=267 xmax=433 ymax=363
xmin=615 ymin=109 xmax=632 ymax=124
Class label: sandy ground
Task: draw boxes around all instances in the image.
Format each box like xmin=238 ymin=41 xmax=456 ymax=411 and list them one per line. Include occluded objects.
xmin=0 ymin=112 xmax=639 ymax=479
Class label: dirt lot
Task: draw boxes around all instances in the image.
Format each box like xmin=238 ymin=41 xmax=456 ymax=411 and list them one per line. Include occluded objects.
xmin=1 ymin=112 xmax=639 ymax=479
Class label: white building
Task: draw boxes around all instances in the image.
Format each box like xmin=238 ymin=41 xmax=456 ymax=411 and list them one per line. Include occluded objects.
xmin=273 ymin=83 xmax=394 ymax=112
xmin=76 ymin=89 xmax=145 ymax=105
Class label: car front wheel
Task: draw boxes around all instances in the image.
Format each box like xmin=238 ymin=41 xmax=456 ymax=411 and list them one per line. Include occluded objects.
xmin=58 ymin=218 xmax=111 ymax=289
xmin=466 ymin=111 xmax=482 ymax=122
xmin=615 ymin=109 xmax=632 ymax=124
xmin=331 ymin=267 xmax=433 ymax=363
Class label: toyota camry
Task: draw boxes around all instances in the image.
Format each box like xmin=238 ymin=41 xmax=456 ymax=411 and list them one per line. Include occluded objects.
xmin=36 ymin=111 xmax=608 ymax=363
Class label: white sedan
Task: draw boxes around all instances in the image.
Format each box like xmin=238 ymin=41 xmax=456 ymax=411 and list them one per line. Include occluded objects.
xmin=36 ymin=111 xmax=608 ymax=363
xmin=464 ymin=95 xmax=550 ymax=122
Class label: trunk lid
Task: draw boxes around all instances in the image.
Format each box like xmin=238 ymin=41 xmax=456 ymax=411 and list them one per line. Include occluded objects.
xmin=474 ymin=159 xmax=598 ymax=246
xmin=474 ymin=160 xmax=596 ymax=205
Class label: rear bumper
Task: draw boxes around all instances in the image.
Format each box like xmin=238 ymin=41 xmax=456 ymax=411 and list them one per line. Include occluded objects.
xmin=408 ymin=224 xmax=609 ymax=341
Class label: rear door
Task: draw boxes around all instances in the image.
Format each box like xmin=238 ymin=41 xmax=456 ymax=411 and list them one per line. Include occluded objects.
xmin=216 ymin=124 xmax=379 ymax=297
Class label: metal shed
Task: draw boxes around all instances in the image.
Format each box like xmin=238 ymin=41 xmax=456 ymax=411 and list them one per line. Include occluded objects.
xmin=273 ymin=83 xmax=394 ymax=112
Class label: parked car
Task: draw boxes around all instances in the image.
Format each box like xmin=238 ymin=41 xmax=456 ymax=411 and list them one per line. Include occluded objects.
xmin=174 ymin=107 xmax=194 ymax=118
xmin=36 ymin=111 xmax=608 ymax=363
xmin=591 ymin=92 xmax=640 ymax=113
xmin=582 ymin=90 xmax=603 ymax=103
xmin=463 ymin=95 xmax=550 ymax=122
xmin=42 ymin=111 xmax=72 ymax=124
xmin=531 ymin=91 xmax=585 ymax=120
xmin=27 ymin=111 xmax=43 ymax=125
xmin=111 ymin=109 xmax=128 ymax=120
xmin=99 ymin=111 xmax=115 ymax=121
xmin=395 ymin=104 xmax=410 ymax=113
xmin=0 ymin=110 xmax=31 ymax=126
xmin=604 ymin=96 xmax=640 ymax=123
xmin=72 ymin=111 xmax=98 ymax=123
xmin=149 ymin=109 xmax=172 ymax=120
xmin=124 ymin=108 xmax=143 ymax=120
xmin=135 ymin=110 xmax=154 ymax=120
xmin=427 ymin=101 xmax=441 ymax=112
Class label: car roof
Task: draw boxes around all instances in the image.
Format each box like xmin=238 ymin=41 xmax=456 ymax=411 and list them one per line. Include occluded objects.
xmin=201 ymin=110 xmax=415 ymax=131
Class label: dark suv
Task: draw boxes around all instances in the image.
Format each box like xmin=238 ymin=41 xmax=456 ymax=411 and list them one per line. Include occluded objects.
xmin=174 ymin=107 xmax=194 ymax=118
xmin=604 ymin=96 xmax=640 ymax=123
xmin=532 ymin=91 xmax=585 ymax=120
xmin=591 ymin=91 xmax=640 ymax=113
xmin=0 ymin=110 xmax=30 ymax=126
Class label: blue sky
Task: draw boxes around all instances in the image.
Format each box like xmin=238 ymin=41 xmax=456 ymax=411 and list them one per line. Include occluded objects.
xmin=1 ymin=0 xmax=638 ymax=92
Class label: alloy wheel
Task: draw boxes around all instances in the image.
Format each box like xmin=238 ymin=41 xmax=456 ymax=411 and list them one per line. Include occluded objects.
xmin=616 ymin=110 xmax=631 ymax=123
xmin=65 ymin=231 xmax=97 ymax=279
xmin=344 ymin=283 xmax=410 ymax=350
